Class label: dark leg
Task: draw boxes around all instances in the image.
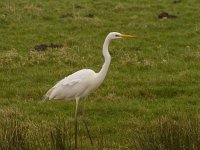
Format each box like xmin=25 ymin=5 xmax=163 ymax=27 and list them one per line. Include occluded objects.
xmin=81 ymin=100 xmax=94 ymax=147
xmin=74 ymin=98 xmax=79 ymax=150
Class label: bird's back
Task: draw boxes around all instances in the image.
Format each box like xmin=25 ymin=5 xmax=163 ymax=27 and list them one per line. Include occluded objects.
xmin=44 ymin=69 xmax=96 ymax=100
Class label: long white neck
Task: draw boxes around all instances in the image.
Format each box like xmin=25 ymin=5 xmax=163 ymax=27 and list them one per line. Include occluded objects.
xmin=97 ymin=36 xmax=111 ymax=82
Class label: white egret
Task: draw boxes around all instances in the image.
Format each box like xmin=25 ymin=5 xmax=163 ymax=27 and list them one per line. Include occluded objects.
xmin=44 ymin=32 xmax=135 ymax=149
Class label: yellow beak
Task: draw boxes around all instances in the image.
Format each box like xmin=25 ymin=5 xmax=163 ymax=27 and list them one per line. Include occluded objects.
xmin=119 ymin=34 xmax=136 ymax=39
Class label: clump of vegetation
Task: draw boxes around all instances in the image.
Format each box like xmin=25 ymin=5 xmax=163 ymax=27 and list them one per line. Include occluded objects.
xmin=133 ymin=116 xmax=200 ymax=150
xmin=0 ymin=118 xmax=29 ymax=150
xmin=0 ymin=114 xmax=200 ymax=149
xmin=0 ymin=115 xmax=115 ymax=149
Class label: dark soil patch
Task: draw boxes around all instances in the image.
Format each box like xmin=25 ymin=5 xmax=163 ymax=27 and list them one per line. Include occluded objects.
xmin=84 ymin=13 xmax=94 ymax=18
xmin=173 ymin=0 xmax=181 ymax=4
xmin=34 ymin=43 xmax=63 ymax=51
xmin=74 ymin=4 xmax=84 ymax=9
xmin=158 ymin=12 xmax=177 ymax=19
xmin=34 ymin=44 xmax=48 ymax=51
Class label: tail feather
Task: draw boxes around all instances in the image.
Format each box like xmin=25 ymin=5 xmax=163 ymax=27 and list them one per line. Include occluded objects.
xmin=42 ymin=87 xmax=54 ymax=102
xmin=42 ymin=95 xmax=49 ymax=101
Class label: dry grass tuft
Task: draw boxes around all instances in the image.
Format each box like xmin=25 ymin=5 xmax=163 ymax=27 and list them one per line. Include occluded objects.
xmin=0 ymin=49 xmax=22 ymax=67
xmin=184 ymin=51 xmax=200 ymax=60
xmin=133 ymin=116 xmax=200 ymax=150
xmin=120 ymin=53 xmax=155 ymax=67
xmin=0 ymin=108 xmax=23 ymax=119
xmin=23 ymin=4 xmax=43 ymax=13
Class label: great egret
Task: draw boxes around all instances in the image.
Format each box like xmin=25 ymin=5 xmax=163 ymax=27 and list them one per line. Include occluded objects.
xmin=44 ymin=32 xmax=135 ymax=149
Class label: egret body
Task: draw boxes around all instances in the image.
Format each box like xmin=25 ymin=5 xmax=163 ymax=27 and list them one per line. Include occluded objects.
xmin=44 ymin=32 xmax=135 ymax=149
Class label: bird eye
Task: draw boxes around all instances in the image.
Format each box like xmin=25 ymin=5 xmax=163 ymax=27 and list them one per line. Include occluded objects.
xmin=115 ymin=34 xmax=119 ymax=37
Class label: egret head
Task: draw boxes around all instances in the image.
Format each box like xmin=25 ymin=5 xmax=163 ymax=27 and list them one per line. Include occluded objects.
xmin=107 ymin=32 xmax=136 ymax=40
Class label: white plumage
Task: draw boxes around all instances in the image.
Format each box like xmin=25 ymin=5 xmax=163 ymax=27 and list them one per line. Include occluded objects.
xmin=45 ymin=69 xmax=99 ymax=100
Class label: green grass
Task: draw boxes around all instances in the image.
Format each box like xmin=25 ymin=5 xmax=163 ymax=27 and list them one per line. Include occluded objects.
xmin=1 ymin=0 xmax=200 ymax=149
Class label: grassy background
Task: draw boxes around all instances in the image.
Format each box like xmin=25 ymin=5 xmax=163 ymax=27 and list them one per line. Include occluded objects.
xmin=1 ymin=0 xmax=200 ymax=149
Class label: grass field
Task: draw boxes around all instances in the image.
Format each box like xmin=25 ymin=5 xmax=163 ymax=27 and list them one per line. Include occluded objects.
xmin=1 ymin=0 xmax=200 ymax=149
